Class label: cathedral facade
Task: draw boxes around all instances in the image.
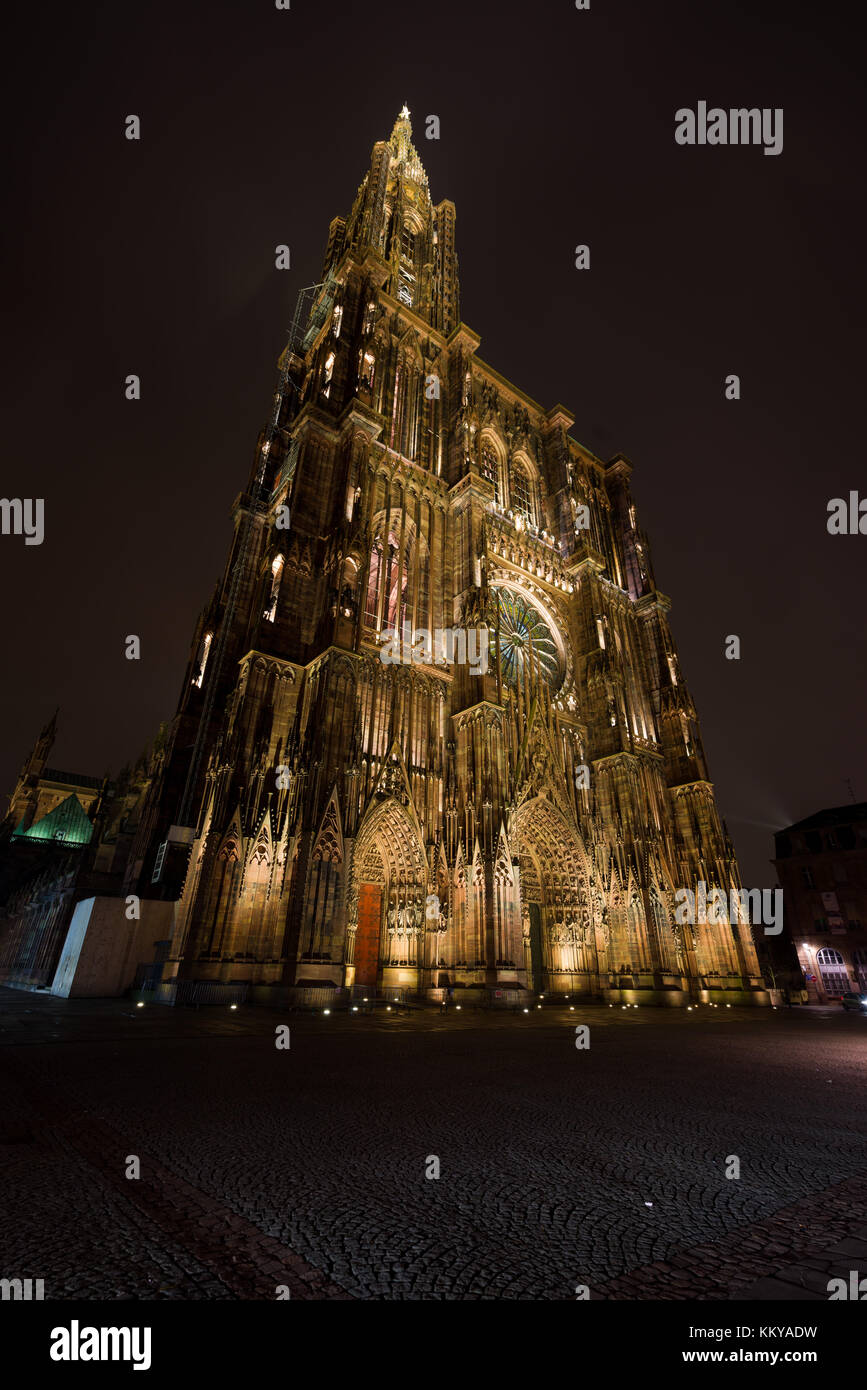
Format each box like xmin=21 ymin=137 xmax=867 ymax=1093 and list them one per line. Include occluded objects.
xmin=125 ymin=108 xmax=767 ymax=1005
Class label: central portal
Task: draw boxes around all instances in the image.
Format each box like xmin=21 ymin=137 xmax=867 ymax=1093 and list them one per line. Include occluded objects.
xmin=350 ymin=794 xmax=429 ymax=994
xmin=355 ymin=882 xmax=383 ymax=988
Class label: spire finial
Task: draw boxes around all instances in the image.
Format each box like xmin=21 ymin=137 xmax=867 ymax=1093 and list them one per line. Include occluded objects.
xmin=399 ymin=103 xmax=410 ymax=120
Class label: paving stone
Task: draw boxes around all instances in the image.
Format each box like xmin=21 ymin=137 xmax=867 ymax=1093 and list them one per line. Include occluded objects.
xmin=2 ymin=989 xmax=866 ymax=1300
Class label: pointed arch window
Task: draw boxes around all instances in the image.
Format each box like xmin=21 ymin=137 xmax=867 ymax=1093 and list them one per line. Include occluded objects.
xmin=264 ymin=554 xmax=284 ymax=623
xmin=364 ymin=517 xmax=429 ymax=633
xmin=510 ymin=462 xmax=535 ymax=526
xmin=359 ymin=349 xmax=376 ymax=392
xmin=364 ymin=538 xmax=384 ymax=625
xmin=481 ymin=440 xmax=501 ymax=505
xmin=398 ymin=224 xmax=416 ymax=307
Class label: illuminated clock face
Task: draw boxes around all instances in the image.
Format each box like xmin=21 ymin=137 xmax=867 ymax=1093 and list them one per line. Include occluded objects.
xmin=491 ymin=588 xmax=563 ymax=689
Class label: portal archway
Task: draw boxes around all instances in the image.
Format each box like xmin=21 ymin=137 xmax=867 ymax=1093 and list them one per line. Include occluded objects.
xmin=348 ymin=797 xmax=428 ymax=992
xmin=510 ymin=796 xmax=596 ymax=996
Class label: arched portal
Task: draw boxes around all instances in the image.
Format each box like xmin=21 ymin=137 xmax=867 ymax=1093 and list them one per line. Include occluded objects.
xmin=510 ymin=796 xmax=596 ymax=997
xmin=347 ymin=797 xmax=428 ymax=993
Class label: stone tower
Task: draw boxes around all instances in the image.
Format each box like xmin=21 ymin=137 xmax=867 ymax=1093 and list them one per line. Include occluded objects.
xmin=129 ymin=107 xmax=767 ymax=1005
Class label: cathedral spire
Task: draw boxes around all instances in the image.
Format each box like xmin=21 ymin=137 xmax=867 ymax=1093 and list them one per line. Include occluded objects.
xmin=388 ymin=103 xmax=428 ymax=188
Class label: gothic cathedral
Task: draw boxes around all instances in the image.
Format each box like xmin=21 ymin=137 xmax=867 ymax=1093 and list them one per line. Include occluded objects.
xmin=127 ymin=108 xmax=767 ymax=1006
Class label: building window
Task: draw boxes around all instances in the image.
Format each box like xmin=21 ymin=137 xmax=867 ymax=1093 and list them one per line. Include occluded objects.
xmin=364 ymin=541 xmax=383 ymax=625
xmin=397 ymin=226 xmax=417 ymax=309
xmin=801 ymin=866 xmax=815 ymax=888
xmin=854 ymin=949 xmax=867 ymax=990
xmin=359 ymin=350 xmax=375 ymax=391
xmin=510 ymin=464 xmax=535 ymax=525
xmin=264 ymin=555 xmax=284 ymax=623
xmin=363 ymin=302 xmax=376 ymax=335
xmin=332 ymin=304 xmax=343 ymax=338
xmin=364 ymin=523 xmax=427 ymax=632
xmin=322 ymin=351 xmax=335 ymax=398
xmin=481 ymin=440 xmax=501 ymax=503
xmin=816 ymin=946 xmax=850 ymax=997
xmin=193 ymin=631 xmax=213 ymax=688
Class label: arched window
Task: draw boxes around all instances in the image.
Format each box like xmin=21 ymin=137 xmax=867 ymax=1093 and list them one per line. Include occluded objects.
xmin=510 ymin=461 xmax=535 ymax=525
xmin=480 ymin=440 xmax=501 ymax=504
xmin=263 ymin=555 xmax=284 ymax=623
xmin=359 ymin=349 xmax=375 ymax=392
xmin=816 ymin=946 xmax=850 ymax=997
xmin=363 ymin=516 xmax=429 ymax=633
xmin=322 ymin=351 xmax=335 ymax=398
xmin=398 ymin=224 xmax=416 ymax=307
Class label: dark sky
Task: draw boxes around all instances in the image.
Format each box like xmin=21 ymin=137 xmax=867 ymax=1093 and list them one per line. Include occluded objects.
xmin=2 ymin=0 xmax=864 ymax=888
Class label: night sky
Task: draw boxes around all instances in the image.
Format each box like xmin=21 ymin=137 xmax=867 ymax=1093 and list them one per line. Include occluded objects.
xmin=2 ymin=0 xmax=864 ymax=889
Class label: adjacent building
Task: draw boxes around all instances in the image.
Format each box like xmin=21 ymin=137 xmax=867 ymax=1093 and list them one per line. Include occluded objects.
xmin=773 ymin=802 xmax=867 ymax=1002
xmin=0 ymin=714 xmax=167 ymax=990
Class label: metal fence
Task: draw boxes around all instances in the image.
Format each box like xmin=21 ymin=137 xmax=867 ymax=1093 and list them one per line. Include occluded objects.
xmin=168 ymin=980 xmax=249 ymax=1007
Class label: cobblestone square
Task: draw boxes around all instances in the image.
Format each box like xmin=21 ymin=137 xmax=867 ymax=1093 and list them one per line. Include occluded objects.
xmin=1 ymin=988 xmax=866 ymax=1300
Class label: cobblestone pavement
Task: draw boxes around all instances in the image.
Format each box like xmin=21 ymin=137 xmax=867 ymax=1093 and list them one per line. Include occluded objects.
xmin=1 ymin=988 xmax=866 ymax=1300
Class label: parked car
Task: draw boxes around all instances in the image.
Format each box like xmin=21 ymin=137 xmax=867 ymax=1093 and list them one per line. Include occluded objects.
xmin=841 ymin=992 xmax=867 ymax=1014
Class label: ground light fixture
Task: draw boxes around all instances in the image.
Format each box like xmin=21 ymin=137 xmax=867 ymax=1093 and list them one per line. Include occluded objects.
xmin=136 ymin=1001 xmax=144 ymax=1009
xmin=323 ymin=1008 xmax=331 ymax=1015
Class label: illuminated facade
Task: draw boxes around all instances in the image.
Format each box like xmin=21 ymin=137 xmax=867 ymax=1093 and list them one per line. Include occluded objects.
xmin=127 ymin=108 xmax=767 ymax=1005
